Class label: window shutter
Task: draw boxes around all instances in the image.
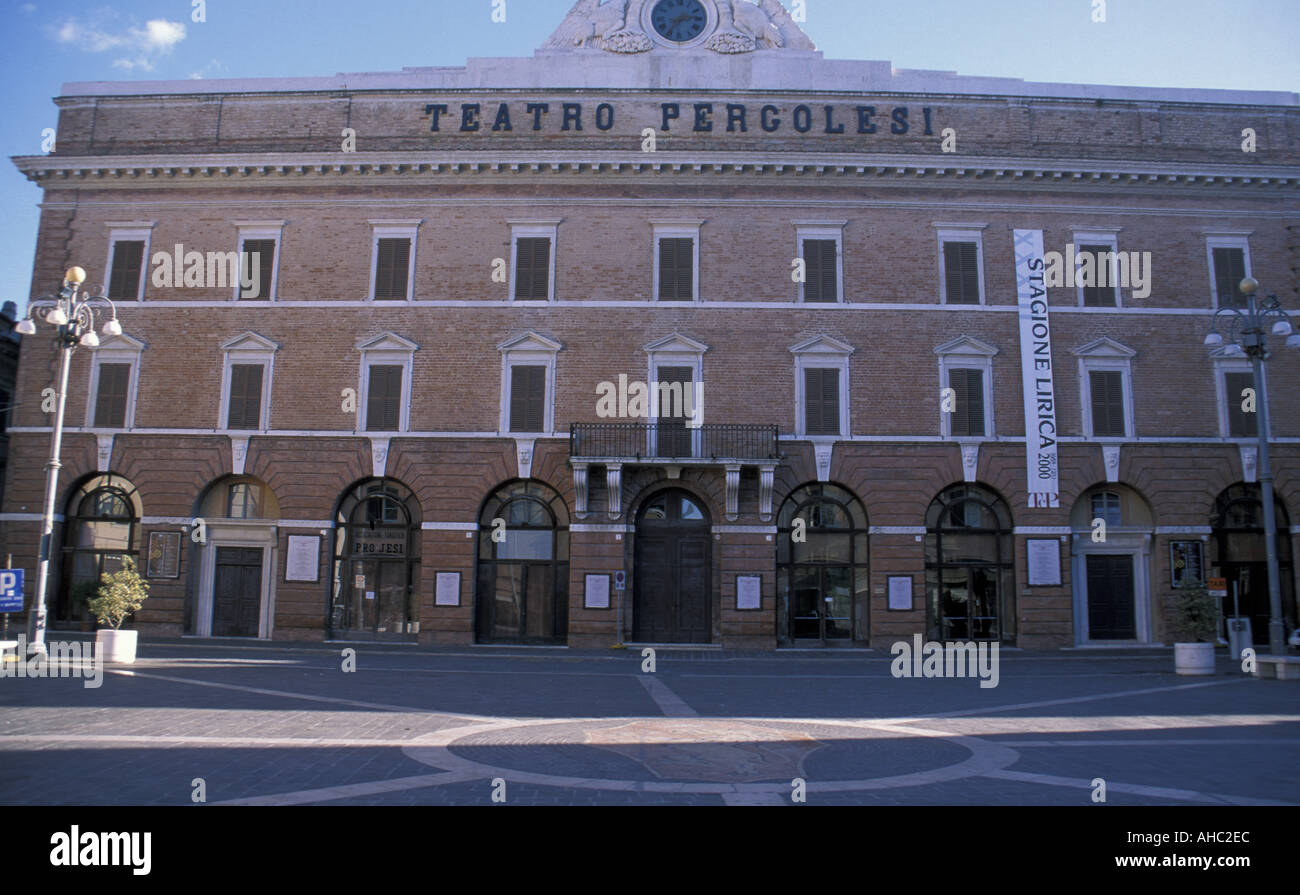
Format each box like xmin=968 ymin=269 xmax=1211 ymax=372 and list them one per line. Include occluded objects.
xmin=803 ymin=239 xmax=838 ymax=302
xmin=943 ymin=241 xmax=979 ymax=304
xmin=94 ymin=363 xmax=131 ymax=427
xmin=949 ymin=368 xmax=984 ymax=437
xmin=375 ymin=238 xmax=411 ymax=300
xmin=1079 ymin=244 xmax=1116 ymax=307
xmin=228 ymin=363 xmax=264 ymax=429
xmin=367 ymin=365 xmax=402 ymax=431
xmin=805 ymin=368 xmax=839 ymax=436
xmin=1225 ymin=371 xmax=1258 ymax=437
xmin=239 ymin=239 xmax=276 ymax=300
xmin=1214 ymin=248 xmax=1246 ymax=308
xmin=1089 ymin=370 xmax=1126 ymax=437
xmin=108 ymin=241 xmax=145 ymax=301
xmin=515 ymin=237 xmax=550 ymax=300
xmin=659 ymin=238 xmax=693 ymax=300
xmin=510 ymin=365 xmax=546 ymax=432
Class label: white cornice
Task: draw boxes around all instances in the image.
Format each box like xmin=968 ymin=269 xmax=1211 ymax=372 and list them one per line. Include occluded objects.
xmin=14 ymin=151 xmax=1300 ymax=191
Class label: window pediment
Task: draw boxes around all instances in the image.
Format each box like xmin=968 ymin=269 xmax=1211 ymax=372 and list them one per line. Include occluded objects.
xmin=1072 ymin=337 xmax=1136 ymax=358
xmin=935 ymin=335 xmax=999 ymax=357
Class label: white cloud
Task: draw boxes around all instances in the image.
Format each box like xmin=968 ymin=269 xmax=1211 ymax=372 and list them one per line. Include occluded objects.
xmin=188 ymin=59 xmax=225 ymax=80
xmin=51 ymin=16 xmax=187 ymax=71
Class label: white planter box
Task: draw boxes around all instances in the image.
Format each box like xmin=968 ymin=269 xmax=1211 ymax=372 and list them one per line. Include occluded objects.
xmin=1174 ymin=641 xmax=1215 ymax=676
xmin=95 ymin=629 xmax=138 ymax=664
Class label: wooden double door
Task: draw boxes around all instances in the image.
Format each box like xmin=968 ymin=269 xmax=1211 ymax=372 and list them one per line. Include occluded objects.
xmin=213 ymin=546 xmax=263 ymax=638
xmin=634 ymin=490 xmax=711 ymax=643
xmin=1085 ymin=553 xmax=1136 ymax=640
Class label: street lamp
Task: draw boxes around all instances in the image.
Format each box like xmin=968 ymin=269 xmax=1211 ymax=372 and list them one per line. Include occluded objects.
xmin=15 ymin=268 xmax=124 ymax=656
xmin=1203 ymin=276 xmax=1298 ymax=658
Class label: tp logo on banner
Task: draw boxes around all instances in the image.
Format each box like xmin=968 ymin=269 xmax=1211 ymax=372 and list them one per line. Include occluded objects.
xmin=1013 ymin=229 xmax=1060 ymax=509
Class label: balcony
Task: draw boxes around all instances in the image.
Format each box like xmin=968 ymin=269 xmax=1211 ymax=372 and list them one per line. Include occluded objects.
xmin=568 ymin=423 xmax=781 ymax=522
xmin=569 ymin=423 xmax=779 ymax=462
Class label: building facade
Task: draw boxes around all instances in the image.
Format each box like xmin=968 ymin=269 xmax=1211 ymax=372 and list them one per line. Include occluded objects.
xmin=4 ymin=0 xmax=1299 ymax=650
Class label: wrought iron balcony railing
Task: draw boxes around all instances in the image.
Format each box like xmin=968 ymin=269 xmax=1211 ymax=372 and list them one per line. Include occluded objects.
xmin=570 ymin=423 xmax=780 ymax=462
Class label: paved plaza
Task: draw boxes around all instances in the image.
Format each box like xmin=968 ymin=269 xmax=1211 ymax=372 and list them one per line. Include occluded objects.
xmin=0 ymin=640 xmax=1296 ymax=806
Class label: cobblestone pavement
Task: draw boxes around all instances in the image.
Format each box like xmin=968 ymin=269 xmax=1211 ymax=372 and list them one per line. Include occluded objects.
xmin=1 ymin=639 xmax=1296 ymax=806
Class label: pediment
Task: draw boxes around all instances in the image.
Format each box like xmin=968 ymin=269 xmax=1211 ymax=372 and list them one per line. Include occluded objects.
xmin=644 ymin=332 xmax=708 ymax=354
xmin=934 ymin=335 xmax=999 ymax=357
xmin=92 ymin=333 xmax=146 ymax=353
xmin=1071 ymin=337 xmax=1136 ymax=358
xmin=221 ymin=331 xmax=280 ymax=353
xmin=789 ymin=334 xmax=854 ymax=356
xmin=357 ymin=331 xmax=419 ymax=353
xmin=497 ymin=330 xmax=563 ymax=353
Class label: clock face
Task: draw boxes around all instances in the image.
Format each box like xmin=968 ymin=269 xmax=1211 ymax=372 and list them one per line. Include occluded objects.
xmin=650 ymin=0 xmax=708 ymax=43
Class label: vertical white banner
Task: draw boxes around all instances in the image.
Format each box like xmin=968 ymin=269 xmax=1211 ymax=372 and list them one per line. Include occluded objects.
xmin=1013 ymin=229 xmax=1060 ymax=509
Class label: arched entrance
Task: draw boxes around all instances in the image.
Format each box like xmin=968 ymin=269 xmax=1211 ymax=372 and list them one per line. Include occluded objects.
xmin=925 ymin=483 xmax=1016 ymax=643
xmin=329 ymin=478 xmax=422 ymax=641
xmin=1210 ymin=484 xmax=1295 ymax=645
xmin=776 ymin=483 xmax=869 ymax=646
xmin=634 ymin=488 xmax=711 ymax=643
xmin=1069 ymin=484 xmax=1155 ymax=643
xmin=56 ymin=474 xmax=142 ymax=627
xmin=475 ymin=480 xmax=570 ymax=645
xmin=193 ymin=474 xmax=281 ymax=638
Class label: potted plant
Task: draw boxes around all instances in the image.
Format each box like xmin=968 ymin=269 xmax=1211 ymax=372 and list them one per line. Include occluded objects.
xmin=1168 ymin=586 xmax=1218 ymax=675
xmin=87 ymin=558 xmax=150 ymax=664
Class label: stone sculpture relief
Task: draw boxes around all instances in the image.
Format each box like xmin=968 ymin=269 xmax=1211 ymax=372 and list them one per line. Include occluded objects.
xmin=542 ymin=0 xmax=815 ymax=55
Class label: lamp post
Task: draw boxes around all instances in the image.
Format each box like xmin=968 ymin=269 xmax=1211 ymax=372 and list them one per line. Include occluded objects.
xmin=14 ymin=268 xmax=124 ymax=656
xmin=1203 ymin=276 xmax=1300 ymax=658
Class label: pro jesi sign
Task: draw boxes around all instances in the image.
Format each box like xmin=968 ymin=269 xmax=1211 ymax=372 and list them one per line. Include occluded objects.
xmin=1014 ymin=229 xmax=1060 ymax=509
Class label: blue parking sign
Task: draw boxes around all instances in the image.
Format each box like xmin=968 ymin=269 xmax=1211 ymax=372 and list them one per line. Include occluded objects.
xmin=0 ymin=570 xmax=24 ymax=612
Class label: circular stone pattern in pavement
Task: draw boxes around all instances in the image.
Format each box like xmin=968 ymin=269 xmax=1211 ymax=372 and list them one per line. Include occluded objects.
xmin=403 ymin=717 xmax=1021 ymax=795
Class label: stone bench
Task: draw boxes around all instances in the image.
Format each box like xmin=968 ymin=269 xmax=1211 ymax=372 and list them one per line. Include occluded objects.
xmin=1253 ymin=655 xmax=1300 ymax=680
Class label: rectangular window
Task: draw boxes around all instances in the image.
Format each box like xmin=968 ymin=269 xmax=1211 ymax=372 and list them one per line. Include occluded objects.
xmin=1091 ymin=492 xmax=1123 ymax=527
xmin=374 ymin=238 xmax=411 ymax=300
xmin=803 ymin=239 xmax=839 ymax=303
xmin=1213 ymin=247 xmax=1247 ymax=309
xmin=366 ymin=364 xmax=403 ymax=431
xmin=658 ymin=237 xmax=694 ymax=301
xmin=1225 ymin=371 xmax=1258 ymax=437
xmin=804 ymin=368 xmax=840 ymax=436
xmin=239 ymin=238 xmax=276 ymax=300
xmin=1088 ymin=370 xmax=1126 ymax=437
xmin=514 ymin=237 xmax=551 ymax=300
xmin=1079 ymin=243 xmax=1118 ymax=307
xmin=948 ymin=368 xmax=985 ymax=437
xmin=943 ymin=241 xmax=980 ymax=305
xmin=94 ymin=363 xmax=131 ymax=428
xmin=227 ymin=363 xmax=264 ymax=430
xmin=107 ymin=241 xmax=145 ymax=302
xmin=509 ymin=365 xmax=546 ymax=433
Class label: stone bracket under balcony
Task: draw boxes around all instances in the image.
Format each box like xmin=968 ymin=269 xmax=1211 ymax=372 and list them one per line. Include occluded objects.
xmin=569 ymin=423 xmax=781 ymax=523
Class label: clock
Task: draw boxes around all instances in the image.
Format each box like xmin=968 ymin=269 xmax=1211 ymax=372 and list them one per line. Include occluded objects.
xmin=650 ymin=0 xmax=709 ymax=43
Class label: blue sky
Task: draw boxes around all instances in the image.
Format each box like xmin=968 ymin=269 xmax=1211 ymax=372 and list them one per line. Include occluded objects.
xmin=3 ymin=0 xmax=1298 ymax=313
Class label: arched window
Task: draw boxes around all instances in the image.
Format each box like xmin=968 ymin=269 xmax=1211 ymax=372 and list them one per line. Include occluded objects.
xmin=925 ymin=484 xmax=1015 ymax=643
xmin=475 ymin=480 xmax=569 ymax=644
xmin=58 ymin=474 xmax=142 ymax=624
xmin=1210 ymin=484 xmax=1294 ymax=644
xmin=329 ymin=478 xmax=421 ymax=640
xmin=776 ymin=483 xmax=869 ymax=644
